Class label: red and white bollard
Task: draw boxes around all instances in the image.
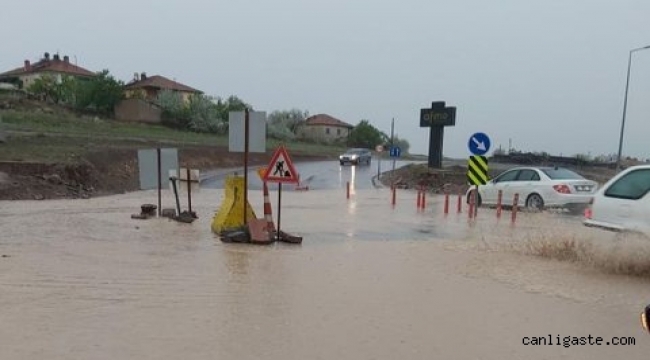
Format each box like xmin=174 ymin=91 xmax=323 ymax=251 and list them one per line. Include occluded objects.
xmin=421 ymin=189 xmax=426 ymax=210
xmin=444 ymin=193 xmax=450 ymax=215
xmin=496 ymin=189 xmax=503 ymax=219
xmin=511 ymin=193 xmax=519 ymax=224
xmin=468 ymin=190 xmax=475 ymax=220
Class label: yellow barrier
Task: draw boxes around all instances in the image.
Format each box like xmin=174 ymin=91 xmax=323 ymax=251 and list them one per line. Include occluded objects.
xmin=211 ymin=176 xmax=257 ymax=233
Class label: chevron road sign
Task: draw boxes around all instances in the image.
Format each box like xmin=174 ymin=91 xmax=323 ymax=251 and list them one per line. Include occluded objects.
xmin=467 ymin=155 xmax=489 ymax=186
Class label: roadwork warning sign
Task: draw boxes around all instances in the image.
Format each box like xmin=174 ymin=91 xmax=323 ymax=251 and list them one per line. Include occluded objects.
xmin=263 ymin=145 xmax=299 ymax=184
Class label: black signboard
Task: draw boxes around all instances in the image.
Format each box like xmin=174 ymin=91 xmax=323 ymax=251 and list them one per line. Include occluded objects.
xmin=420 ymin=107 xmax=456 ymax=127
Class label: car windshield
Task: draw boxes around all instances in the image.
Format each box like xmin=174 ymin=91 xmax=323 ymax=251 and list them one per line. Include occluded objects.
xmin=345 ymin=149 xmax=364 ymax=155
xmin=540 ymin=168 xmax=584 ymax=180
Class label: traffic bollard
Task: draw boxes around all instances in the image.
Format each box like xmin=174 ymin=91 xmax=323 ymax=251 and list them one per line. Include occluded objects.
xmin=496 ymin=190 xmax=503 ymax=219
xmin=511 ymin=193 xmax=519 ymax=224
xmin=391 ymin=186 xmax=396 ymax=207
xmin=444 ymin=193 xmax=450 ymax=215
xmin=416 ymin=189 xmax=422 ymax=209
xmin=468 ymin=190 xmax=475 ymax=219
xmin=346 ymin=181 xmax=350 ymax=200
xmin=421 ymin=190 xmax=426 ymax=210
xmin=457 ymin=192 xmax=462 ymax=214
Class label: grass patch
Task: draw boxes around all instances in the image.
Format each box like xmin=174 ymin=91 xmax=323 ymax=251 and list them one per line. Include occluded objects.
xmin=0 ymin=110 xmax=348 ymax=162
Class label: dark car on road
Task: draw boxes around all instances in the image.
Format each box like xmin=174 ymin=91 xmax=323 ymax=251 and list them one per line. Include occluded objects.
xmin=339 ymin=148 xmax=372 ymax=166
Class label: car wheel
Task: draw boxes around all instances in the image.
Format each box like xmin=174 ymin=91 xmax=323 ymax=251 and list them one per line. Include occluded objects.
xmin=340 ymin=161 xmax=344 ymax=166
xmin=525 ymin=193 xmax=544 ymax=211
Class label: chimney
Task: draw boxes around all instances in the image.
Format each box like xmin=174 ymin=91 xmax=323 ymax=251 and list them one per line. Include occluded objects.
xmin=63 ymin=55 xmax=69 ymax=63
xmin=140 ymin=72 xmax=147 ymax=80
xmin=44 ymin=52 xmax=50 ymax=60
xmin=24 ymin=60 xmax=31 ymax=71
xmin=53 ymin=54 xmax=60 ymax=61
xmin=133 ymin=72 xmax=140 ymax=81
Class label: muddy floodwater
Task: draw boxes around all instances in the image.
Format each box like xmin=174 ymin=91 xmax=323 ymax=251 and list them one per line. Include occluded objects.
xmin=1 ymin=188 xmax=650 ymax=359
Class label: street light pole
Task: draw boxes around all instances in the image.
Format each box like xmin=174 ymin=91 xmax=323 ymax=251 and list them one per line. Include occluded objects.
xmin=616 ymin=45 xmax=650 ymax=172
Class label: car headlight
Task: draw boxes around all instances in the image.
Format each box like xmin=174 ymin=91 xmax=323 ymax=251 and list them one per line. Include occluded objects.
xmin=351 ymin=155 xmax=357 ymax=159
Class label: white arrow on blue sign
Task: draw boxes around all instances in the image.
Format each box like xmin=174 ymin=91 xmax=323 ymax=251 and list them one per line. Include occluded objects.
xmin=468 ymin=132 xmax=491 ymax=156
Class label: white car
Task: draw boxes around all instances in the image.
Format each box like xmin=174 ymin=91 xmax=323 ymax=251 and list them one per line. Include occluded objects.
xmin=583 ymin=164 xmax=650 ymax=236
xmin=467 ymin=166 xmax=598 ymax=211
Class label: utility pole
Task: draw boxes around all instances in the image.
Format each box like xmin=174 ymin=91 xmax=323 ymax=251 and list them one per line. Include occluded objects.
xmin=390 ymin=118 xmax=396 ymax=176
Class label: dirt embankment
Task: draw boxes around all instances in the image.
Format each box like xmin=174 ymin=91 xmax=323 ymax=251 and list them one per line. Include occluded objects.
xmin=0 ymin=146 xmax=329 ymax=200
xmin=379 ymin=163 xmax=617 ymax=194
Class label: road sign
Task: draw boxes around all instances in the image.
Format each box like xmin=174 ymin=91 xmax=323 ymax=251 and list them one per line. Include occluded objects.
xmin=389 ymin=146 xmax=401 ymax=158
xmin=467 ymin=155 xmax=489 ymax=185
xmin=263 ymin=146 xmax=300 ymax=183
xmin=468 ymin=132 xmax=491 ymax=156
xmin=375 ymin=144 xmax=384 ymax=152
xmin=228 ymin=111 xmax=267 ymax=153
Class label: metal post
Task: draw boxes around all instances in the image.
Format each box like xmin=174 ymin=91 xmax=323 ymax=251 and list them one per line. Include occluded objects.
xmin=457 ymin=192 xmax=462 ymax=214
xmin=616 ymin=45 xmax=650 ymax=173
xmin=156 ymin=148 xmax=161 ymax=217
xmin=346 ymin=181 xmax=350 ymax=199
xmin=277 ymin=183 xmax=282 ymax=241
xmin=473 ymin=185 xmax=478 ymax=218
xmin=186 ymin=168 xmax=192 ymax=214
xmin=243 ymin=108 xmax=250 ymax=224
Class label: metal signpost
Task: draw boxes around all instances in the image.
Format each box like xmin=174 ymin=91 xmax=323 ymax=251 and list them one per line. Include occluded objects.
xmin=137 ymin=147 xmax=179 ymax=217
xmin=420 ymin=101 xmax=457 ymax=168
xmin=467 ymin=132 xmax=491 ymax=217
xmin=229 ymin=110 xmax=266 ymax=224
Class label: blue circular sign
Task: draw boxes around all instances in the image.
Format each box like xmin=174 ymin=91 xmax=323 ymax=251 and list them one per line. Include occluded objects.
xmin=468 ymin=132 xmax=491 ymax=155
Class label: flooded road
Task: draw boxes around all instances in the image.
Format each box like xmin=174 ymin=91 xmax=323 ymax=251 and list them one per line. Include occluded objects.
xmin=201 ymin=158 xmax=423 ymax=191
xmin=1 ymin=188 xmax=650 ymax=359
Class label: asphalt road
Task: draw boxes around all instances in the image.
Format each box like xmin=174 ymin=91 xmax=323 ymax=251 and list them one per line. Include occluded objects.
xmin=201 ymin=157 xmax=425 ymax=191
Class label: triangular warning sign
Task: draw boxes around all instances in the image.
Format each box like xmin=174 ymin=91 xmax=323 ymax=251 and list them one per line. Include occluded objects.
xmin=263 ymin=145 xmax=300 ymax=184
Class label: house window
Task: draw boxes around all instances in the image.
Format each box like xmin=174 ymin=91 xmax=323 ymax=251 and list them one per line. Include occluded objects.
xmin=325 ymin=128 xmax=330 ymax=135
xmin=337 ymin=128 xmax=341 ymax=135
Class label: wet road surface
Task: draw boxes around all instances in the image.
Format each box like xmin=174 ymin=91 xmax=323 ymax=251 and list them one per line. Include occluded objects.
xmin=201 ymin=158 xmax=423 ymax=191
xmin=1 ymin=188 xmax=649 ymax=359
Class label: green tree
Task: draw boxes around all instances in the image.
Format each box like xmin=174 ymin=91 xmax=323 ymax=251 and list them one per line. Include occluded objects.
xmin=156 ymin=89 xmax=188 ymax=128
xmin=27 ymin=74 xmax=80 ymax=105
xmin=348 ymin=120 xmax=387 ymax=149
xmin=267 ymin=108 xmax=309 ymax=140
xmin=75 ymin=70 xmax=124 ymax=115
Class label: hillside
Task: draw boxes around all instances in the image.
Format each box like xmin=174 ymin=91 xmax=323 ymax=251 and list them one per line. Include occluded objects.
xmin=0 ymin=99 xmax=342 ymax=200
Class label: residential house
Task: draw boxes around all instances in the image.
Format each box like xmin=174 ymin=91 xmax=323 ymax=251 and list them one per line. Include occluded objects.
xmin=116 ymin=73 xmax=202 ymax=123
xmin=124 ymin=73 xmax=202 ymax=103
xmin=0 ymin=52 xmax=96 ymax=89
xmin=298 ymin=114 xmax=354 ymax=143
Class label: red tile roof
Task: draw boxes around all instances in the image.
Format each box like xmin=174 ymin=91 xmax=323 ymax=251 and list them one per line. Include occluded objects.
xmin=305 ymin=114 xmax=354 ymax=128
xmin=0 ymin=55 xmax=96 ymax=78
xmin=125 ymin=75 xmax=202 ymax=94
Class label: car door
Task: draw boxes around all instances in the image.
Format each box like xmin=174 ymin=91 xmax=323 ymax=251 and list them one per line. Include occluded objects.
xmin=597 ymin=168 xmax=650 ymax=232
xmin=482 ymin=169 xmax=520 ymax=205
xmin=510 ymin=169 xmax=541 ymax=204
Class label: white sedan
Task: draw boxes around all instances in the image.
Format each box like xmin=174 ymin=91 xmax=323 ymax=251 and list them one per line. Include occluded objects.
xmin=466 ymin=166 xmax=598 ymax=211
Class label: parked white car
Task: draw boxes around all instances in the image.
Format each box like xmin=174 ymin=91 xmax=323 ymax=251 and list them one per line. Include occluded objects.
xmin=467 ymin=166 xmax=598 ymax=211
xmin=583 ymin=164 xmax=650 ymax=237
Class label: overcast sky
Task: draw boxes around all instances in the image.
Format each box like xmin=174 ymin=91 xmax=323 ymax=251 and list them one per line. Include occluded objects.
xmin=2 ymin=0 xmax=650 ymax=159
